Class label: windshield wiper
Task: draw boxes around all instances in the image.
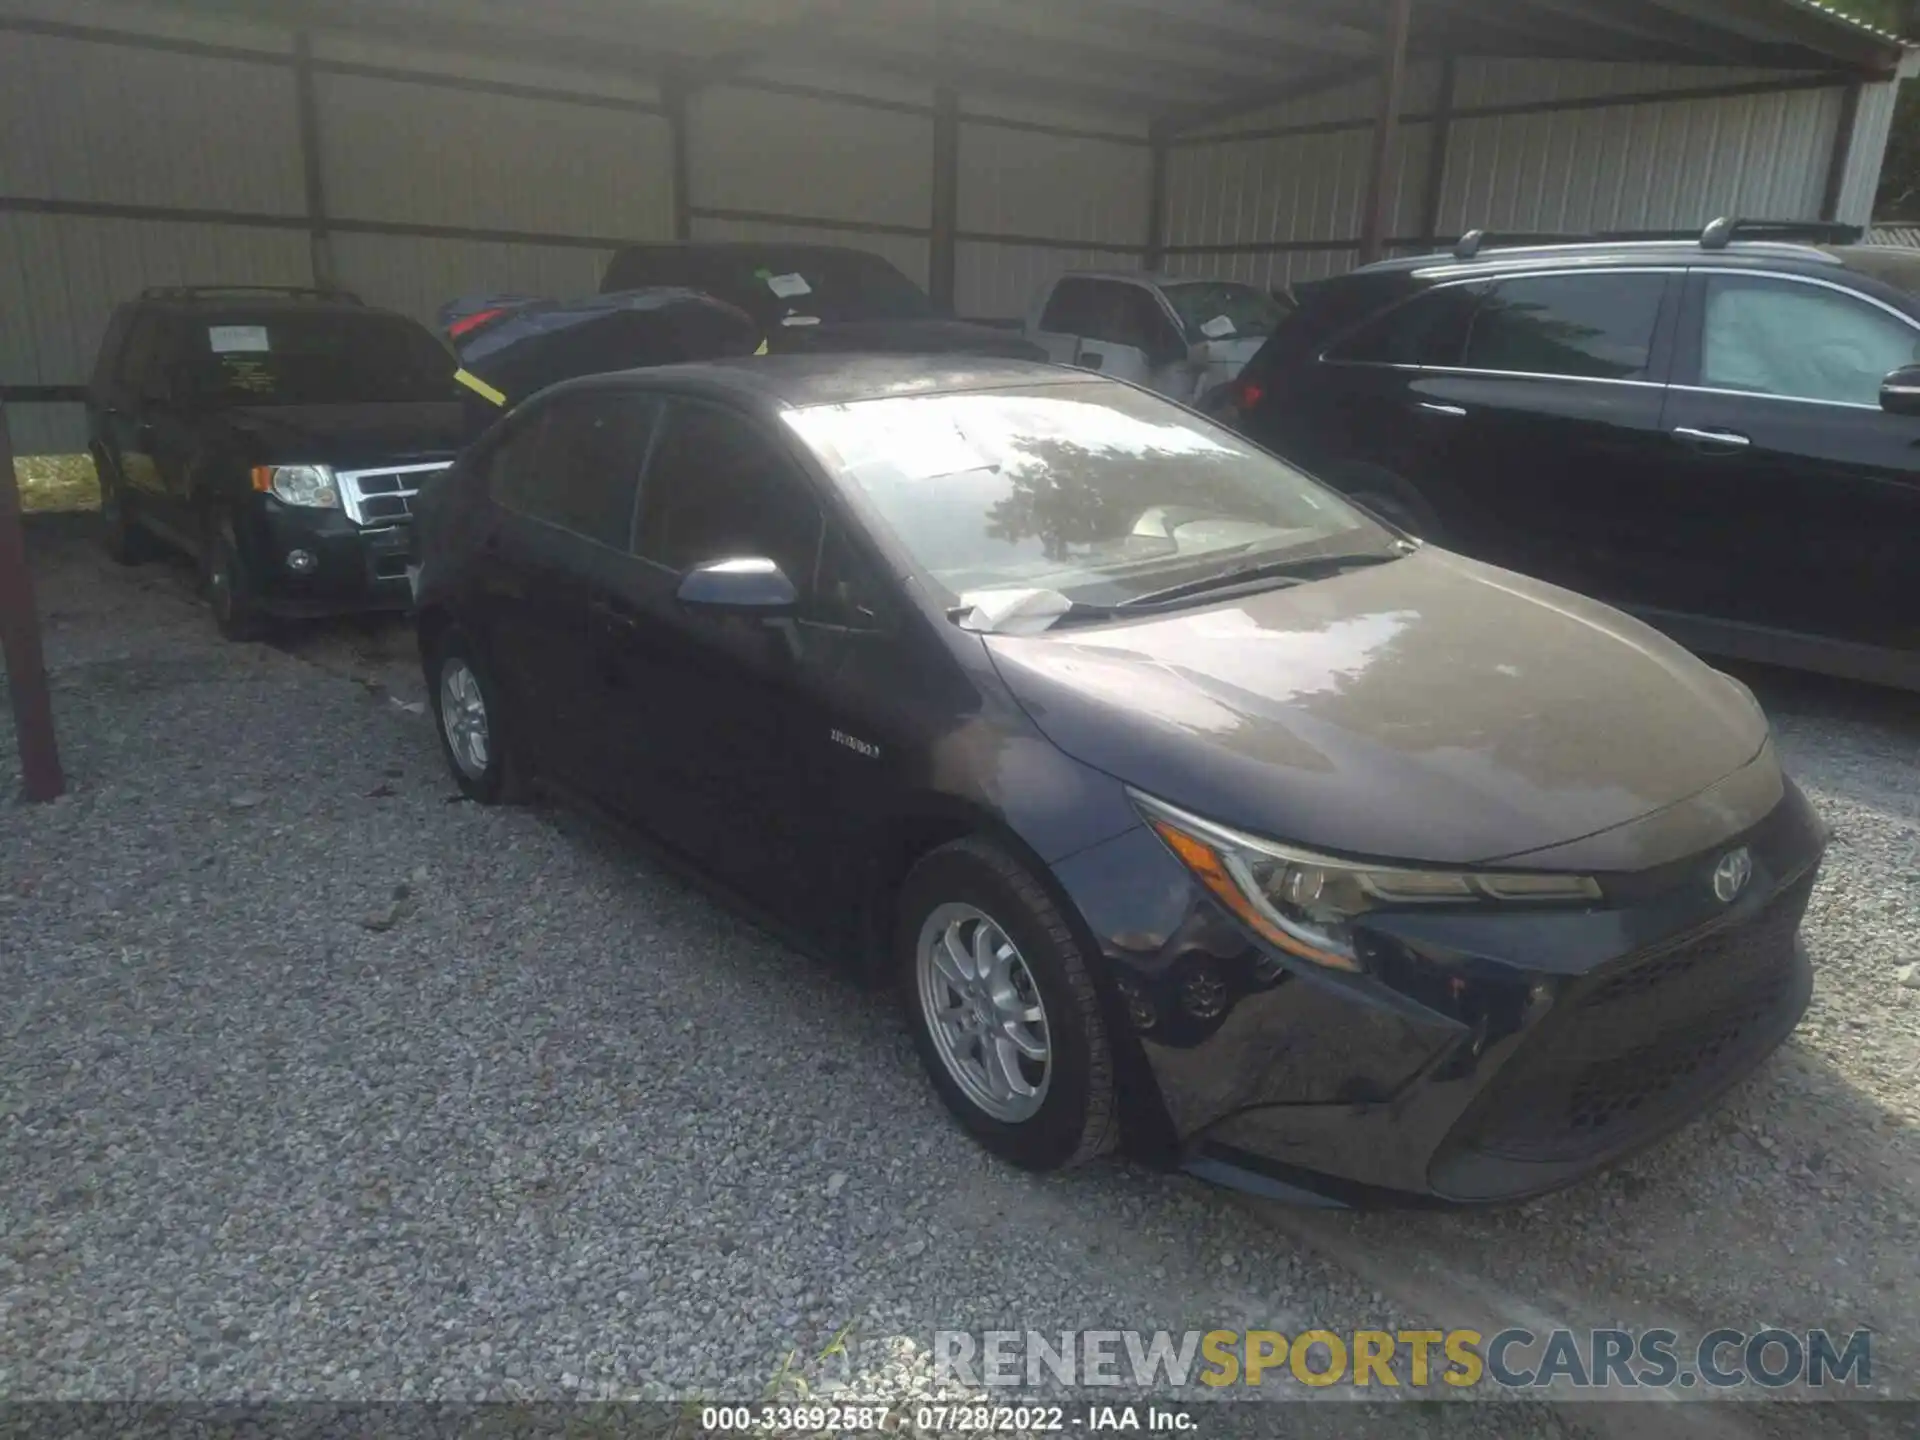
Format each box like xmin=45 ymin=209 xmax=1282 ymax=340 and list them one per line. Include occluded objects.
xmin=1116 ymin=550 xmax=1408 ymax=611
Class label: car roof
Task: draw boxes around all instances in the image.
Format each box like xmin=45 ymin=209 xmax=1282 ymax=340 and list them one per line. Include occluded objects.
xmin=573 ymin=353 xmax=1103 ymax=409
xmin=607 ymin=240 xmax=891 ymax=265
xmin=136 ymin=294 xmax=409 ymax=322
xmin=1056 ymin=269 xmax=1265 ymax=288
xmin=1355 ymin=239 xmax=1854 ymax=282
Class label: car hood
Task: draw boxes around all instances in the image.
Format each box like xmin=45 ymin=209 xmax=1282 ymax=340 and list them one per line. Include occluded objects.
xmin=770 ymin=317 xmax=1044 ymax=360
xmin=215 ymin=402 xmax=466 ymax=467
xmin=982 ymin=547 xmax=1769 ymax=866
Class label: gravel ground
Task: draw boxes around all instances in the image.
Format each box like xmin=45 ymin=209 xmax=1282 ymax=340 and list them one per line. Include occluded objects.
xmin=3 ymin=518 xmax=1916 ymax=1437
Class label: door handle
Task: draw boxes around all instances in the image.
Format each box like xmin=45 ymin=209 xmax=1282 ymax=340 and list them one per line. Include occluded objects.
xmin=1673 ymin=426 xmax=1751 ymax=450
xmin=1416 ymin=402 xmax=1467 ymax=417
xmin=588 ymin=597 xmax=639 ymax=632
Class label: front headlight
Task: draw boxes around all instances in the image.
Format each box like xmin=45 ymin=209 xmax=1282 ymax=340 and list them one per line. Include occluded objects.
xmin=252 ymin=464 xmax=339 ymax=509
xmin=1131 ymin=790 xmax=1600 ymax=973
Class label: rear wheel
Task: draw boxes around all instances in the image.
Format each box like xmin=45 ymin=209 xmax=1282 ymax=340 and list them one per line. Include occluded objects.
xmin=898 ymin=838 xmax=1118 ymax=1171
xmin=428 ymin=628 xmax=529 ymax=805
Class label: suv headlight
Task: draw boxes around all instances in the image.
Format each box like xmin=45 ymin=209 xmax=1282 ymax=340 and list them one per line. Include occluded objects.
xmin=1131 ymin=790 xmax=1600 ymax=973
xmin=252 ymin=464 xmax=339 ymax=509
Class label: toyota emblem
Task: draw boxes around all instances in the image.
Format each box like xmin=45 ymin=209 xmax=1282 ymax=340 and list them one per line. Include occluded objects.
xmin=1712 ymin=847 xmax=1753 ymax=904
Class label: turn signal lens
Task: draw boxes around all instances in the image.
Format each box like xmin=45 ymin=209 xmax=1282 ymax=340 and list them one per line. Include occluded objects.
xmin=1133 ymin=790 xmax=1599 ymax=973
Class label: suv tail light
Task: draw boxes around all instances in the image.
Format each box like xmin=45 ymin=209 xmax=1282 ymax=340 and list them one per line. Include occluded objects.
xmin=1234 ymin=378 xmax=1265 ymax=410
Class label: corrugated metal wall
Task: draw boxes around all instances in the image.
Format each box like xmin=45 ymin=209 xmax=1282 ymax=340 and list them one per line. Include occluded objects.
xmin=0 ymin=4 xmax=1153 ymax=452
xmin=1164 ymin=59 xmax=1881 ymax=295
xmin=0 ymin=0 xmax=1904 ymax=454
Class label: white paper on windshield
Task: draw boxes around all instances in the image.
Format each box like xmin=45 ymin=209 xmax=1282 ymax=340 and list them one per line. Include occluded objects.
xmin=766 ymin=272 xmax=813 ymax=298
xmin=780 ymin=314 xmax=822 ymax=326
xmin=1200 ymin=314 xmax=1237 ymax=338
xmin=209 ymin=325 xmax=270 ymax=353
xmin=956 ymin=588 xmax=1074 ymax=636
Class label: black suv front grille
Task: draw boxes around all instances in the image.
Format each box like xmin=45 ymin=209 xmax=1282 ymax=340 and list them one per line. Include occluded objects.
xmin=1445 ymin=873 xmax=1814 ymax=1166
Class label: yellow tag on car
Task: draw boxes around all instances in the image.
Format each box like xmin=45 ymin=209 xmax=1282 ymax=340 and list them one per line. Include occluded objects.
xmin=454 ymin=368 xmax=507 ymax=407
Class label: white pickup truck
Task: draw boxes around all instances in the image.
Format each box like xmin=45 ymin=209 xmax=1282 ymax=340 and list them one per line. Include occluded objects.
xmin=1024 ymin=270 xmax=1289 ymax=409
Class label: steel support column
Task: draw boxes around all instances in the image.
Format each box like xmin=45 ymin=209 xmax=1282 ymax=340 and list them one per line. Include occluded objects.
xmin=292 ymin=30 xmax=334 ymax=287
xmin=930 ymin=85 xmax=959 ymax=311
xmin=1360 ymin=0 xmax=1415 ymax=265
xmin=1822 ymin=78 xmax=1865 ymax=223
xmin=1419 ymin=54 xmax=1457 ymax=248
xmin=1145 ymin=124 xmax=1170 ymax=270
xmin=0 ymin=406 xmax=63 ymax=803
xmin=665 ymin=71 xmax=693 ymax=241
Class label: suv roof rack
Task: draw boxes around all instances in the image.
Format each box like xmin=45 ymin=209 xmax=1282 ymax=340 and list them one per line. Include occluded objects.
xmin=1698 ymin=216 xmax=1863 ymax=249
xmin=1450 ymin=217 xmax=1863 ymax=261
xmin=138 ymin=284 xmax=364 ymax=304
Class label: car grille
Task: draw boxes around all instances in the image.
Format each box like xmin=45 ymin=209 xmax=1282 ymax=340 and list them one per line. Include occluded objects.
xmin=1445 ymin=873 xmax=1814 ymax=1166
xmin=336 ymin=462 xmax=452 ymax=529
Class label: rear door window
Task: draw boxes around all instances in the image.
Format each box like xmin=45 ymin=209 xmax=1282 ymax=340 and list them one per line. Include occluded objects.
xmin=1463 ymin=272 xmax=1667 ymax=380
xmin=1697 ymin=273 xmax=1920 ymax=406
xmin=1326 ymin=286 xmax=1480 ymax=367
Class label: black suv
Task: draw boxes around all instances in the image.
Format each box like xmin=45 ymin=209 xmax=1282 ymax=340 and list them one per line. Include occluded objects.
xmin=601 ymin=241 xmax=1045 ymax=361
xmin=1228 ymin=219 xmax=1920 ymax=691
xmin=87 ymin=285 xmax=463 ymax=639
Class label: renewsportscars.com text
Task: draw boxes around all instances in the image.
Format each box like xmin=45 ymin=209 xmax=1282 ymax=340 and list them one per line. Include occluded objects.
xmin=934 ymin=1327 xmax=1872 ymax=1391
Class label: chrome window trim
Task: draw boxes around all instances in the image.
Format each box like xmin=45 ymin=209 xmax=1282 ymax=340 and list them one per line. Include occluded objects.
xmin=1317 ymin=359 xmax=1668 ymax=390
xmin=1666 ymin=384 xmax=1882 ymax=413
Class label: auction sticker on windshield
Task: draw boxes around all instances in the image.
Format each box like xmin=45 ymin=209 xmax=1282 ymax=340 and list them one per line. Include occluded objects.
xmin=208 ymin=325 xmax=270 ymax=352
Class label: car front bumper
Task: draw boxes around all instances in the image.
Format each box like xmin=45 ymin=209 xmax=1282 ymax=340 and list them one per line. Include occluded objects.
xmin=1049 ymin=774 xmax=1826 ymax=1206
xmin=240 ymin=500 xmax=416 ymax=618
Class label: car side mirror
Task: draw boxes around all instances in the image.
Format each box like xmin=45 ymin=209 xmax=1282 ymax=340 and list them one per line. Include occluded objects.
xmin=1881 ymin=364 xmax=1920 ymax=416
xmin=675 ymin=556 xmax=798 ymax=615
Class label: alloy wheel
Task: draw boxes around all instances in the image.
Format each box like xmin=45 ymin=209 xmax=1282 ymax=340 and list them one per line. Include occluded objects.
xmin=439 ymin=657 xmax=491 ymax=780
xmin=915 ymin=902 xmax=1052 ymax=1123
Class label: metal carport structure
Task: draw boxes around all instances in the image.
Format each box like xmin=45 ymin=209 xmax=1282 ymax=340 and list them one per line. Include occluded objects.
xmin=0 ymin=0 xmax=1912 ymax=796
xmin=0 ymin=0 xmax=1911 ymax=459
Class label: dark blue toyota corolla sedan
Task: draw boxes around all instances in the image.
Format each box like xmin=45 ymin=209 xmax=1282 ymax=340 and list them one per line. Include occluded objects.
xmin=410 ymin=355 xmax=1825 ymax=1205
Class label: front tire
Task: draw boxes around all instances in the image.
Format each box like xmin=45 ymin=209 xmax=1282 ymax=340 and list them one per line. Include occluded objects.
xmin=204 ymin=516 xmax=268 ymax=642
xmin=427 ymin=628 xmax=529 ymax=805
xmin=897 ymin=838 xmax=1118 ymax=1171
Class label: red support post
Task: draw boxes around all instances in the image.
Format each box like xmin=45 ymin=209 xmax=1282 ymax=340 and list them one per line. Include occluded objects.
xmin=0 ymin=405 xmax=65 ymax=802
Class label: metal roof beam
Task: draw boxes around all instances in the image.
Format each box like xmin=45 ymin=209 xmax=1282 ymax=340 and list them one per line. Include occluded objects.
xmin=1093 ymin=0 xmax=1378 ymax=58
xmin=950 ymin=0 xmax=1329 ymax=87
xmin=1639 ymin=0 xmax=1900 ymax=70
xmin=824 ymin=33 xmax=1213 ymax=113
xmin=1156 ymin=58 xmax=1380 ymax=137
xmin=1498 ymin=0 xmax=1807 ymax=65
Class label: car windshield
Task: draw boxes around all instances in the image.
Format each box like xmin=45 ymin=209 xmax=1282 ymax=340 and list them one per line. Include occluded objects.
xmin=784 ymin=380 xmax=1393 ymax=608
xmin=1163 ymin=281 xmax=1289 ymax=342
xmin=175 ymin=311 xmax=458 ymax=406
